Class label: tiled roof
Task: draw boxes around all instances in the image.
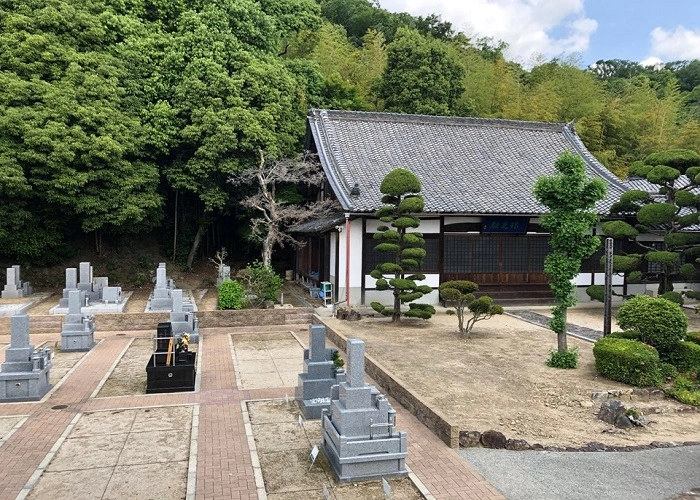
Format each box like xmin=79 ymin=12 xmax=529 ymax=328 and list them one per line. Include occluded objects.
xmin=289 ymin=213 xmax=347 ymax=234
xmin=307 ymin=109 xmax=628 ymax=215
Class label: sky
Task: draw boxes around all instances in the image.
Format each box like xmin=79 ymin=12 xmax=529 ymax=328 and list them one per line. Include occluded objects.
xmin=378 ymin=0 xmax=700 ymax=68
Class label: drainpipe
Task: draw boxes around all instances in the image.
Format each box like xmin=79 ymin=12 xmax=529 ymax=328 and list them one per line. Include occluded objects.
xmin=345 ymin=213 xmax=351 ymax=308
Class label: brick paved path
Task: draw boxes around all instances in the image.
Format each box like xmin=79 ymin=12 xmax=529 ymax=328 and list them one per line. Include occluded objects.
xmin=0 ymin=326 xmax=503 ymax=500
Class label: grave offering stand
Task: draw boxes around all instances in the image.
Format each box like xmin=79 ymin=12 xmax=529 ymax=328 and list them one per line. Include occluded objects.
xmin=146 ymin=322 xmax=196 ymax=393
xmin=321 ymin=338 xmax=408 ymax=482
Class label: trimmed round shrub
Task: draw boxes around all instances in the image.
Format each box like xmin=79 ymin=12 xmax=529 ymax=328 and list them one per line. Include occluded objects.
xmin=593 ymin=337 xmax=663 ymax=387
xmin=667 ymin=341 xmax=700 ymax=374
xmin=659 ymin=362 xmax=679 ymax=380
xmin=217 ymin=279 xmax=246 ymax=310
xmin=616 ymin=295 xmax=688 ymax=355
xmin=659 ymin=291 xmax=684 ymax=305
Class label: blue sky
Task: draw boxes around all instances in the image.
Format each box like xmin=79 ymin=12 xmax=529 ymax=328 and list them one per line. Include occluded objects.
xmin=379 ymin=0 xmax=700 ymax=68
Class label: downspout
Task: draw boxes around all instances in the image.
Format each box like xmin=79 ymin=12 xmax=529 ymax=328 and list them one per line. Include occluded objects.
xmin=345 ymin=213 xmax=351 ymax=308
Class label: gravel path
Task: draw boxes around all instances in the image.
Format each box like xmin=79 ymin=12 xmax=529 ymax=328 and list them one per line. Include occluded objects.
xmin=507 ymin=309 xmax=604 ymax=342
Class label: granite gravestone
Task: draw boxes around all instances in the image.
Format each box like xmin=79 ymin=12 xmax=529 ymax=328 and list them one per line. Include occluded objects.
xmin=60 ymin=290 xmax=95 ymax=352
xmin=296 ymin=324 xmax=342 ymax=419
xmin=1 ymin=267 xmax=21 ymax=299
xmin=321 ymin=338 xmax=408 ymax=482
xmin=149 ymin=263 xmax=174 ymax=311
xmin=169 ymin=289 xmax=199 ymax=343
xmin=0 ymin=314 xmax=52 ymax=401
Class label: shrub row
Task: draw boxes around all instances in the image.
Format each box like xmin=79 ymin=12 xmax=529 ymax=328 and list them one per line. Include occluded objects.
xmin=592 ymin=337 xmax=663 ymax=387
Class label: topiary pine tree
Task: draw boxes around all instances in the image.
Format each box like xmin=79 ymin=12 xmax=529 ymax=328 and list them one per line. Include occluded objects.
xmin=533 ymin=150 xmax=608 ymax=354
xmin=369 ymin=168 xmax=436 ymax=322
xmin=596 ymin=149 xmax=700 ymax=297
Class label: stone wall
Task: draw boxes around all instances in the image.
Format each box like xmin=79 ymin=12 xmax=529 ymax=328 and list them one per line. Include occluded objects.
xmin=320 ymin=318 xmax=460 ymax=448
xmin=0 ymin=308 xmax=314 ymax=334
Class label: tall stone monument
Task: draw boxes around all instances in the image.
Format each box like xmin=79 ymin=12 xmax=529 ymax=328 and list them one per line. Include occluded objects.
xmin=149 ymin=263 xmax=174 ymax=311
xmin=61 ymin=290 xmax=95 ymax=352
xmin=169 ymin=289 xmax=199 ymax=343
xmin=58 ymin=267 xmax=81 ymax=308
xmin=0 ymin=314 xmax=52 ymax=401
xmin=2 ymin=267 xmax=21 ymax=299
xmin=296 ymin=324 xmax=342 ymax=419
xmin=321 ymin=338 xmax=408 ymax=482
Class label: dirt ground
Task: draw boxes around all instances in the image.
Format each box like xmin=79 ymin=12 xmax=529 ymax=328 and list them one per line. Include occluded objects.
xmin=322 ymin=306 xmax=700 ymax=448
xmin=248 ymin=400 xmax=422 ymax=499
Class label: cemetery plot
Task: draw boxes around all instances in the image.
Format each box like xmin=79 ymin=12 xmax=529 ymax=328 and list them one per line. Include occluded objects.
xmin=247 ymin=400 xmax=422 ymax=499
xmin=0 ymin=340 xmax=86 ymax=387
xmin=232 ymin=332 xmax=304 ymax=389
xmin=97 ymin=338 xmax=198 ymax=397
xmin=26 ymin=406 xmax=193 ymax=500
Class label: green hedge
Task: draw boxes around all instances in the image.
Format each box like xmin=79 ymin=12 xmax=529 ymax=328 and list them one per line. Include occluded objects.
xmin=668 ymin=341 xmax=700 ymax=373
xmin=217 ymin=279 xmax=246 ymax=310
xmin=593 ymin=337 xmax=662 ymax=387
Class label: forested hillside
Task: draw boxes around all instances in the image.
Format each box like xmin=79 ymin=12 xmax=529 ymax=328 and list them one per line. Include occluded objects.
xmin=1 ymin=0 xmax=699 ymax=268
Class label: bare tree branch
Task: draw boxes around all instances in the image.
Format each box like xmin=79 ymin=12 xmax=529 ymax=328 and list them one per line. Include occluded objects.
xmin=229 ymin=151 xmax=339 ymax=265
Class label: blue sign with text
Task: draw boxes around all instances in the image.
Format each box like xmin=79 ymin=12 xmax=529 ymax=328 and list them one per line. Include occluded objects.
xmin=482 ymin=217 xmax=529 ymax=234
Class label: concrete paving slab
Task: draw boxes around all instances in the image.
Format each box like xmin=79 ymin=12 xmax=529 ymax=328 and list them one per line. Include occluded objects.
xmin=118 ymin=429 xmax=190 ymax=465
xmin=237 ymin=359 xmax=277 ymax=374
xmin=235 ymin=348 xmax=272 ymax=360
xmin=26 ymin=467 xmax=113 ymax=500
xmin=103 ymin=462 xmax=188 ymax=500
xmin=240 ymin=372 xmax=284 ymax=389
xmin=130 ymin=405 xmax=193 ymax=433
xmin=46 ymin=433 xmax=128 ymax=471
xmin=273 ymin=358 xmax=304 ymax=371
xmin=70 ymin=409 xmax=136 ymax=437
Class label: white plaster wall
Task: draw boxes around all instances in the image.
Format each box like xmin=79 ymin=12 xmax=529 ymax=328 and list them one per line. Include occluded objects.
xmin=572 ymin=273 xmax=624 ymax=286
xmin=365 ymin=273 xmax=440 ymax=289
xmin=365 ymin=218 xmax=440 ymax=233
xmin=365 ymin=289 xmax=440 ymax=306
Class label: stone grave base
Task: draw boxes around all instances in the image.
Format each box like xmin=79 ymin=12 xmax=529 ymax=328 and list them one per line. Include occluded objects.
xmin=145 ymin=352 xmax=196 ymax=393
xmin=49 ymin=291 xmax=133 ymax=315
xmin=0 ymin=370 xmax=52 ymax=402
xmin=144 ymin=290 xmax=198 ymax=313
xmin=60 ymin=332 xmax=95 ymax=352
xmin=0 ymin=293 xmax=53 ymax=317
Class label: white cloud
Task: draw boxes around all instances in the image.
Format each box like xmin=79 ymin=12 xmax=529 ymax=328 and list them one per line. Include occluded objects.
xmin=378 ymin=0 xmax=598 ymax=66
xmin=639 ymin=56 xmax=664 ymax=69
xmin=649 ymin=26 xmax=700 ymax=60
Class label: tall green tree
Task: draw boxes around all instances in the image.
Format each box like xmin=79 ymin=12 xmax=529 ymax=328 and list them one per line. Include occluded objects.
xmin=533 ymin=151 xmax=607 ymax=353
xmin=369 ymin=168 xmax=435 ymax=322
xmin=0 ymin=0 xmax=163 ymax=258
xmin=153 ymin=0 xmax=321 ymax=268
xmin=374 ymin=27 xmax=465 ymax=115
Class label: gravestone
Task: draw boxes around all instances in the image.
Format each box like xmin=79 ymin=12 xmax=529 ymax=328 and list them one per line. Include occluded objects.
xmin=296 ymin=324 xmax=342 ymax=419
xmin=321 ymin=338 xmax=408 ymax=482
xmin=2 ymin=267 xmax=21 ymax=299
xmin=169 ymin=289 xmax=199 ymax=343
xmin=149 ymin=263 xmax=174 ymax=311
xmin=15 ymin=265 xmax=32 ymax=297
xmin=0 ymin=314 xmax=52 ymax=401
xmin=216 ymin=265 xmax=231 ymax=286
xmin=58 ymin=268 xmax=80 ymax=308
xmin=60 ymin=290 xmax=95 ymax=352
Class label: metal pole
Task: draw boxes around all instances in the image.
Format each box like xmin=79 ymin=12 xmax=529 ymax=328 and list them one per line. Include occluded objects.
xmin=603 ymin=237 xmax=613 ymax=337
